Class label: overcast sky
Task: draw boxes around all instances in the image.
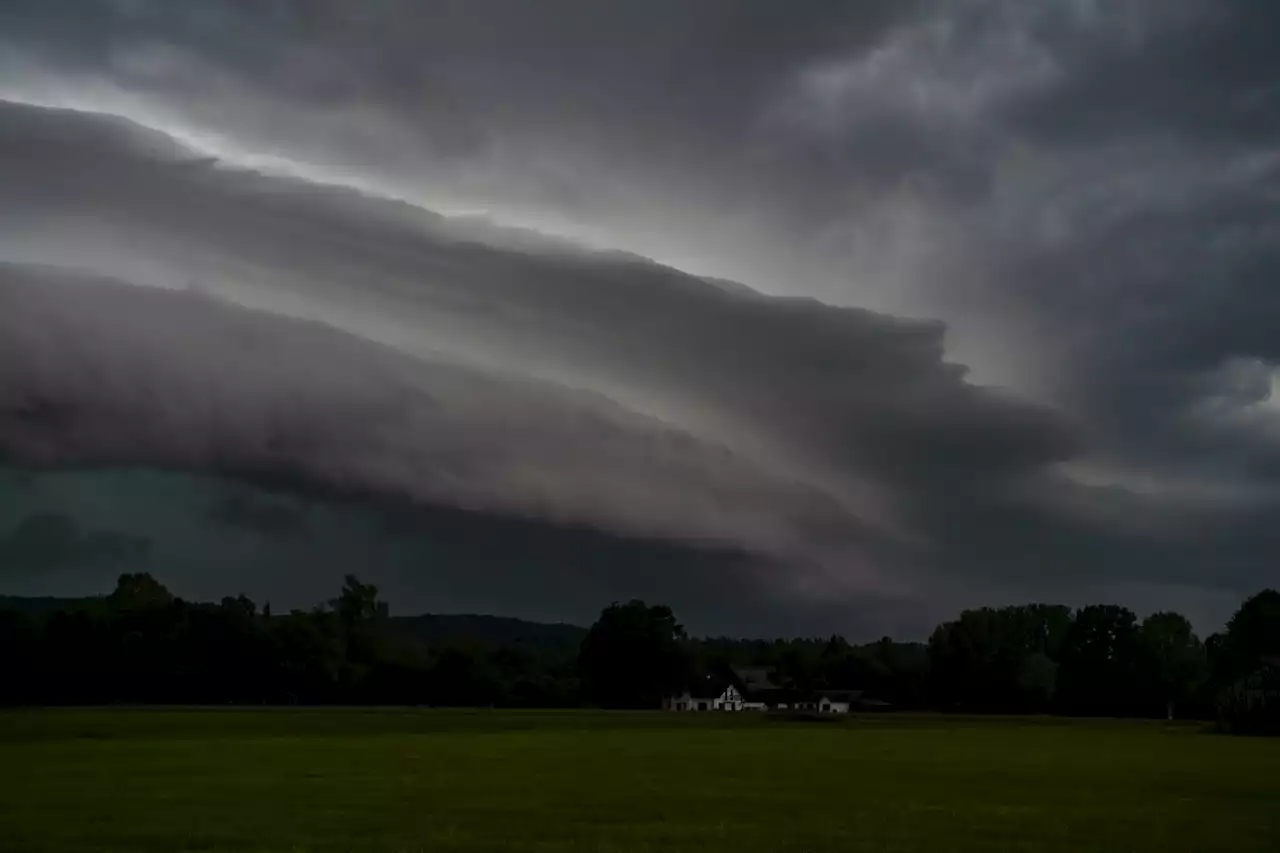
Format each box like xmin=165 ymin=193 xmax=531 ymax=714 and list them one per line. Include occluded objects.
xmin=1 ymin=1 xmax=1278 ymax=638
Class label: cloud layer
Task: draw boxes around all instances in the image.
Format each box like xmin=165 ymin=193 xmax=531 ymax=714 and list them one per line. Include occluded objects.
xmin=1 ymin=1 xmax=1279 ymax=635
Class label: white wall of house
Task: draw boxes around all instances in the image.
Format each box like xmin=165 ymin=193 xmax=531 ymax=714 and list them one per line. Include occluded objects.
xmin=666 ymin=692 xmax=853 ymax=713
xmin=713 ymin=685 xmax=743 ymax=711
xmin=664 ymin=692 xmax=693 ymax=711
xmin=665 ymin=684 xmax=753 ymax=711
xmin=778 ymin=698 xmax=851 ymax=713
xmin=663 ymin=691 xmax=719 ymax=711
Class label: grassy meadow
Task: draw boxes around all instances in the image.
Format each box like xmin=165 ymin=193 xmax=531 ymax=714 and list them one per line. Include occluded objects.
xmin=0 ymin=709 xmax=1276 ymax=853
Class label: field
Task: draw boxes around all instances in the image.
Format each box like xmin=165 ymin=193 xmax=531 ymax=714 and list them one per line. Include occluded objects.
xmin=0 ymin=710 xmax=1277 ymax=852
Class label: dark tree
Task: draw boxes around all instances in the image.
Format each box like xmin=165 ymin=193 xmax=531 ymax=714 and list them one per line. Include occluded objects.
xmin=108 ymin=572 xmax=174 ymax=611
xmin=816 ymin=636 xmax=884 ymax=695
xmin=0 ymin=609 xmax=38 ymax=705
xmin=429 ymin=646 xmax=499 ymax=707
xmin=1222 ymin=590 xmax=1280 ymax=676
xmin=330 ymin=575 xmax=386 ymax=630
xmin=928 ymin=604 xmax=1071 ymax=711
xmin=1137 ymin=611 xmax=1206 ymax=719
xmin=1057 ymin=605 xmax=1141 ymax=715
xmin=578 ymin=600 xmax=690 ymax=708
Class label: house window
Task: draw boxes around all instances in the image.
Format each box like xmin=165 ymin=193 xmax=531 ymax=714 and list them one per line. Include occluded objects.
xmin=697 ymin=702 xmax=708 ymax=711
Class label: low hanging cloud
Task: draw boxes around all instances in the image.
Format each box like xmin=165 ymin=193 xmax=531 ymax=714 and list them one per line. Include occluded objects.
xmin=208 ymin=494 xmax=309 ymax=539
xmin=0 ymin=513 xmax=150 ymax=576
xmin=0 ymin=262 xmax=865 ymax=561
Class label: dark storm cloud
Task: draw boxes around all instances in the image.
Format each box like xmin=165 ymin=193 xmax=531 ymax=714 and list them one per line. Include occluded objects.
xmin=2 ymin=1 xmax=1280 ymax=633
xmin=209 ymin=494 xmax=308 ymax=539
xmin=0 ymin=99 xmax=1077 ymax=499
xmin=0 ymin=100 xmax=1104 ymax=594
xmin=0 ymin=98 xmax=1237 ymax=639
xmin=0 ymin=258 xmax=926 ymax=633
xmin=0 ymin=513 xmax=150 ymax=575
xmin=755 ymin=2 xmax=1280 ymax=548
xmin=0 ymin=468 xmax=928 ymax=638
xmin=0 ymin=261 xmax=864 ymax=564
xmin=0 ymin=0 xmax=926 ymax=263
xmin=0 ymin=1 xmax=909 ymax=128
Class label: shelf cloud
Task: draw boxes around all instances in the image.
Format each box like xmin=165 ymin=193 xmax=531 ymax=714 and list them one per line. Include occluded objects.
xmin=2 ymin=1 xmax=1278 ymax=635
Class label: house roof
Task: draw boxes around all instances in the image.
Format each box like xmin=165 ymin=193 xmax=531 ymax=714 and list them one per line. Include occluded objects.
xmin=816 ymin=690 xmax=865 ymax=703
xmin=687 ymin=674 xmax=733 ymax=700
xmin=680 ymin=665 xmax=888 ymax=706
xmin=731 ymin=666 xmax=784 ymax=692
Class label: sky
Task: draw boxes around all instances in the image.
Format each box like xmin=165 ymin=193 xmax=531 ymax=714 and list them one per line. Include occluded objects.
xmin=1 ymin=0 xmax=1278 ymax=638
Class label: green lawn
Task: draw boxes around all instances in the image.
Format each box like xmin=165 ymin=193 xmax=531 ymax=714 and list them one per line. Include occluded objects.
xmin=0 ymin=710 xmax=1276 ymax=852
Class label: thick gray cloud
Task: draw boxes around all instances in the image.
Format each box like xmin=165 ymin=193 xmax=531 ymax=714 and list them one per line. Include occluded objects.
xmin=1 ymin=1 xmax=1279 ymax=635
xmin=0 ymin=512 xmax=150 ymax=577
xmin=0 ymin=261 xmax=862 ymax=558
xmin=208 ymin=494 xmax=308 ymax=539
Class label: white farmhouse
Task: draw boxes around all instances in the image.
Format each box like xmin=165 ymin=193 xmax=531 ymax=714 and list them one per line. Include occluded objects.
xmin=662 ymin=675 xmax=747 ymax=712
xmin=663 ymin=667 xmax=882 ymax=713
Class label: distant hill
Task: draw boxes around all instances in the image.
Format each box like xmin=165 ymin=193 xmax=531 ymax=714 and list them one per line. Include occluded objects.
xmin=0 ymin=595 xmax=106 ymax=615
xmin=389 ymin=614 xmax=588 ymax=663
xmin=0 ymin=594 xmax=587 ymax=660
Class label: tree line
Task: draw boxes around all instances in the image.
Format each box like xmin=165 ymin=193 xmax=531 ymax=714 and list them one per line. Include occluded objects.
xmin=577 ymin=594 xmax=1278 ymax=721
xmin=1 ymin=572 xmax=1276 ymax=721
xmin=0 ymin=574 xmax=579 ymax=707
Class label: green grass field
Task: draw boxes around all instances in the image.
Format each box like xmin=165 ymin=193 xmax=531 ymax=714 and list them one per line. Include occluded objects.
xmin=0 ymin=710 xmax=1276 ymax=853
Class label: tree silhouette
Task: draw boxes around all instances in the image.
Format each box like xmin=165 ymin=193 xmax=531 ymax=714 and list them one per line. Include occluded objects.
xmin=1137 ymin=611 xmax=1206 ymax=719
xmin=578 ymin=600 xmax=690 ymax=708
